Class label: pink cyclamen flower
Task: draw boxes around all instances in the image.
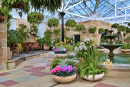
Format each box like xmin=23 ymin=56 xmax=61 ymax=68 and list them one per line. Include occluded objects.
xmin=55 ymin=49 xmax=59 ymax=52
xmin=62 ymin=67 xmax=67 ymax=72
xmin=50 ymin=68 xmax=57 ymax=74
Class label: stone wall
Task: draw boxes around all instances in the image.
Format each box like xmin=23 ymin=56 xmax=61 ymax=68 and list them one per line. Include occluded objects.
xmin=0 ymin=18 xmax=7 ymax=71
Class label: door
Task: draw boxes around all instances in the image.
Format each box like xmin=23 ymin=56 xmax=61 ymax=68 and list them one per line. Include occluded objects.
xmin=74 ymin=35 xmax=80 ymax=44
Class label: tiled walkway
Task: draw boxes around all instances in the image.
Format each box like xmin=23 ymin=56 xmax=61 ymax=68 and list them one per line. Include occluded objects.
xmin=0 ymin=53 xmax=130 ymax=87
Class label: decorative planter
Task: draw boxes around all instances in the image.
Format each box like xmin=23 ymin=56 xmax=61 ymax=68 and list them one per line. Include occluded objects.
xmin=44 ymin=44 xmax=50 ymax=51
xmin=52 ymin=74 xmax=76 ymax=83
xmin=0 ymin=15 xmax=5 ymax=22
xmin=55 ymin=53 xmax=68 ymax=58
xmin=120 ymin=49 xmax=130 ymax=53
xmin=83 ymin=72 xmax=104 ymax=81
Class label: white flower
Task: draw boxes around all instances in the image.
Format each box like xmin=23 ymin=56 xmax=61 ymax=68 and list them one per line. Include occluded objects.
xmin=74 ymin=46 xmax=79 ymax=51
xmin=79 ymin=46 xmax=83 ymax=50
xmin=80 ymin=42 xmax=85 ymax=46
xmin=84 ymin=38 xmax=90 ymax=42
xmin=83 ymin=46 xmax=87 ymax=50
xmin=52 ymin=46 xmax=55 ymax=50
xmin=47 ymin=52 xmax=55 ymax=57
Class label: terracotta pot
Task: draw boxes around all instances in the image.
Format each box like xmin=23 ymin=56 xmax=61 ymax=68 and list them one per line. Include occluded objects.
xmin=90 ymin=31 xmax=96 ymax=33
xmin=83 ymin=72 xmax=104 ymax=81
xmin=44 ymin=44 xmax=50 ymax=51
xmin=98 ymin=30 xmax=102 ymax=34
xmin=52 ymin=74 xmax=76 ymax=83
xmin=0 ymin=15 xmax=5 ymax=22
xmin=55 ymin=53 xmax=68 ymax=58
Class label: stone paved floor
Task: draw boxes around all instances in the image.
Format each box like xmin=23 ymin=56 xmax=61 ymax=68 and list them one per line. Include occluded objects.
xmin=0 ymin=53 xmax=130 ymax=87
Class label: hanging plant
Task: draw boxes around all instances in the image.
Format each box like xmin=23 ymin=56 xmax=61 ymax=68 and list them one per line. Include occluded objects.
xmin=123 ymin=32 xmax=127 ymax=36
xmin=0 ymin=7 xmax=8 ymax=22
xmin=2 ymin=0 xmax=30 ymax=14
xmin=75 ymin=24 xmax=86 ymax=32
xmin=117 ymin=26 xmax=122 ymax=32
xmin=64 ymin=28 xmax=70 ymax=31
xmin=128 ymin=23 xmax=130 ymax=27
xmin=7 ymin=14 xmax=13 ymax=22
xmin=53 ymin=29 xmax=61 ymax=35
xmin=111 ymin=23 xmax=119 ymax=28
xmin=126 ymin=27 xmax=130 ymax=33
xmin=29 ymin=23 xmax=38 ymax=37
xmin=99 ymin=28 xmax=105 ymax=34
xmin=89 ymin=26 xmax=97 ymax=33
xmin=27 ymin=12 xmax=44 ymax=24
xmin=30 ymin=0 xmax=62 ymax=14
xmin=120 ymin=26 xmax=126 ymax=32
xmin=65 ymin=19 xmax=76 ymax=28
xmin=48 ymin=18 xmax=59 ymax=27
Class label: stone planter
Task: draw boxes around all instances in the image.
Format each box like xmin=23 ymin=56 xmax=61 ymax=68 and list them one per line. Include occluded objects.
xmin=83 ymin=72 xmax=104 ymax=81
xmin=44 ymin=44 xmax=50 ymax=51
xmin=55 ymin=53 xmax=68 ymax=58
xmin=97 ymin=49 xmax=105 ymax=52
xmin=52 ymin=74 xmax=76 ymax=83
xmin=120 ymin=49 xmax=130 ymax=53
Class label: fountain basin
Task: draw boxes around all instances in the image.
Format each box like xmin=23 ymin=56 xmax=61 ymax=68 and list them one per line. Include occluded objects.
xmin=100 ymin=44 xmax=123 ymax=49
xmin=104 ymin=35 xmax=118 ymax=39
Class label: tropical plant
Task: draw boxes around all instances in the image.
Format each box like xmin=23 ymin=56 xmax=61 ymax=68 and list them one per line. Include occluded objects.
xmin=29 ymin=23 xmax=38 ymax=37
xmin=111 ymin=23 xmax=119 ymax=28
xmin=65 ymin=19 xmax=76 ymax=28
xmin=48 ymin=18 xmax=59 ymax=27
xmin=75 ymin=24 xmax=86 ymax=32
xmin=89 ymin=26 xmax=97 ymax=33
xmin=2 ymin=0 xmax=30 ymax=15
xmin=7 ymin=30 xmax=24 ymax=47
xmin=76 ymin=53 xmax=111 ymax=79
xmin=27 ymin=12 xmax=44 ymax=24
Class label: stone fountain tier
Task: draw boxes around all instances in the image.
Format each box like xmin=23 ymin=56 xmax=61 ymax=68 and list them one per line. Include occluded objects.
xmin=100 ymin=44 xmax=123 ymax=60
xmin=104 ymin=35 xmax=118 ymax=39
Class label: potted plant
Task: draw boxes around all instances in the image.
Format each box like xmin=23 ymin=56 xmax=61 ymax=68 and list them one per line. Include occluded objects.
xmin=117 ymin=26 xmax=122 ymax=32
xmin=120 ymin=26 xmax=126 ymax=32
xmin=126 ymin=27 xmax=130 ymax=33
xmin=48 ymin=18 xmax=59 ymax=28
xmin=99 ymin=28 xmax=105 ymax=34
xmin=76 ymin=53 xmax=113 ymax=81
xmin=53 ymin=29 xmax=61 ymax=35
xmin=123 ymin=32 xmax=127 ymax=36
xmin=2 ymin=0 xmax=30 ymax=14
xmin=0 ymin=7 xmax=8 ymax=22
xmin=65 ymin=19 xmax=76 ymax=29
xmin=111 ymin=23 xmax=119 ymax=28
xmin=64 ymin=28 xmax=70 ymax=31
xmin=27 ymin=12 xmax=44 ymax=24
xmin=88 ymin=26 xmax=97 ymax=33
xmin=55 ymin=45 xmax=67 ymax=58
xmin=30 ymin=0 xmax=62 ymax=14
xmin=128 ymin=23 xmax=130 ymax=27
xmin=50 ymin=58 xmax=76 ymax=83
xmin=75 ymin=24 xmax=86 ymax=32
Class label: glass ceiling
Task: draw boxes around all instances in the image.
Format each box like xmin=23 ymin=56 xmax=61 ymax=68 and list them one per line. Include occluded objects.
xmin=42 ymin=0 xmax=130 ymax=25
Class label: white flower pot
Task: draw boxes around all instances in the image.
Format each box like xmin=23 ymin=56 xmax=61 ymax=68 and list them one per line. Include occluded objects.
xmin=120 ymin=49 xmax=130 ymax=53
xmin=83 ymin=72 xmax=104 ymax=81
xmin=55 ymin=53 xmax=68 ymax=58
xmin=52 ymin=74 xmax=76 ymax=83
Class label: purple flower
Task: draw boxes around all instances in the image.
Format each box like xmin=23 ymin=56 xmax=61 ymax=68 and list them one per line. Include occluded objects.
xmin=67 ymin=65 xmax=73 ymax=72
xmin=55 ymin=49 xmax=59 ymax=52
xmin=62 ymin=67 xmax=67 ymax=72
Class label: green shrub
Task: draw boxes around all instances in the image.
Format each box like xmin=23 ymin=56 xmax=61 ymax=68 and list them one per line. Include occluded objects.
xmin=99 ymin=28 xmax=105 ymax=32
xmin=121 ymin=43 xmax=130 ymax=49
xmin=75 ymin=24 xmax=86 ymax=32
xmin=53 ymin=29 xmax=61 ymax=35
xmin=48 ymin=18 xmax=59 ymax=27
xmin=65 ymin=19 xmax=76 ymax=28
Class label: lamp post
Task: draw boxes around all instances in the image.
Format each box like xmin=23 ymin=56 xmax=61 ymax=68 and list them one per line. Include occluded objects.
xmin=60 ymin=12 xmax=65 ymax=42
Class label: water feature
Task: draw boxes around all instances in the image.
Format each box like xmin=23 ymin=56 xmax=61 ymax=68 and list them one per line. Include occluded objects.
xmin=100 ymin=30 xmax=123 ymax=60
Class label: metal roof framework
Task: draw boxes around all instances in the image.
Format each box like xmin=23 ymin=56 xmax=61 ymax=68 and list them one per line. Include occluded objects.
xmin=42 ymin=0 xmax=130 ymax=24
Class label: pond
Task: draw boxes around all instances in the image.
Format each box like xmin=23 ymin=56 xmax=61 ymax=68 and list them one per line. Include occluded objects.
xmin=100 ymin=54 xmax=130 ymax=64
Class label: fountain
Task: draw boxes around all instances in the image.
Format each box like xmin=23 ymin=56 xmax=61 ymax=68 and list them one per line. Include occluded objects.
xmin=100 ymin=30 xmax=123 ymax=60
